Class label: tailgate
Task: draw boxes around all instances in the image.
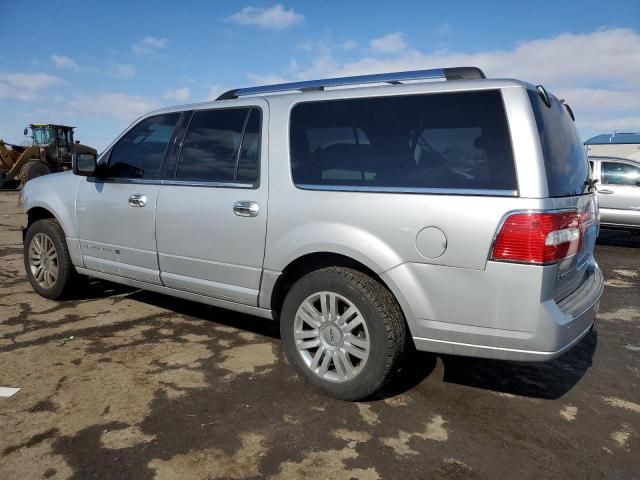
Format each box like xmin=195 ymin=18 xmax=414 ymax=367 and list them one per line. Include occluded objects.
xmin=526 ymin=86 xmax=597 ymax=302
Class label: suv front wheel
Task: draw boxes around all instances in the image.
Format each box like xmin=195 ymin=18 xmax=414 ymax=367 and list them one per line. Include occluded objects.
xmin=24 ymin=219 xmax=78 ymax=299
xmin=280 ymin=267 xmax=406 ymax=400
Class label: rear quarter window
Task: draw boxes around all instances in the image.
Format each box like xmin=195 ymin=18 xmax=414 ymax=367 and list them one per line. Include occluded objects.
xmin=527 ymin=90 xmax=589 ymax=197
xmin=289 ymin=90 xmax=517 ymax=193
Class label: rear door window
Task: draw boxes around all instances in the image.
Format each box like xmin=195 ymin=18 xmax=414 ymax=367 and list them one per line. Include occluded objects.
xmin=236 ymin=109 xmax=261 ymax=184
xmin=289 ymin=90 xmax=517 ymax=192
xmin=175 ymin=107 xmax=260 ymax=186
xmin=601 ymin=162 xmax=640 ymax=186
xmin=108 ymin=113 xmax=180 ymax=179
xmin=527 ymin=90 xmax=589 ymax=197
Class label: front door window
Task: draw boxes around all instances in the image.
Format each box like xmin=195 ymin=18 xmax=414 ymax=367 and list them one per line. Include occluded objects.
xmin=107 ymin=113 xmax=180 ymax=179
xmin=601 ymin=162 xmax=640 ymax=187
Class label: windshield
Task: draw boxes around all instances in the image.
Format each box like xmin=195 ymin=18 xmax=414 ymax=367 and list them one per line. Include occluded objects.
xmin=32 ymin=127 xmax=55 ymax=146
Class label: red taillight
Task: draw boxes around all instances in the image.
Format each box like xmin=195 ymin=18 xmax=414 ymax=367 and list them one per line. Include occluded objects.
xmin=490 ymin=211 xmax=582 ymax=264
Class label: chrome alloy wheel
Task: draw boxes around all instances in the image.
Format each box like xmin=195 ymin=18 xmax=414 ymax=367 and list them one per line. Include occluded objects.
xmin=28 ymin=232 xmax=59 ymax=289
xmin=294 ymin=291 xmax=370 ymax=383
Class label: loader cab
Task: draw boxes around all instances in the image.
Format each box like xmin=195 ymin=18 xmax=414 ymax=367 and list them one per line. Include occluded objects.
xmin=26 ymin=124 xmax=75 ymax=166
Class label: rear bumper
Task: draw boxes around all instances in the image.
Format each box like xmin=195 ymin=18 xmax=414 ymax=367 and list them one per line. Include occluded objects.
xmin=383 ymin=260 xmax=604 ymax=362
xmin=412 ymin=299 xmax=598 ymax=361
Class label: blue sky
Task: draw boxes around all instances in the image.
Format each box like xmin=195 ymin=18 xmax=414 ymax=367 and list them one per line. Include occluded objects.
xmin=1 ymin=0 xmax=639 ymax=150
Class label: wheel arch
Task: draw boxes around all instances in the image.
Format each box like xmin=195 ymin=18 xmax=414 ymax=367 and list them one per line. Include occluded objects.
xmin=21 ymin=173 xmax=83 ymax=267
xmin=25 ymin=204 xmax=67 ymax=231
xmin=27 ymin=206 xmax=57 ymax=226
xmin=23 ymin=206 xmax=65 ymax=242
xmin=268 ymin=251 xmax=408 ymax=321
xmin=23 ymin=202 xmax=84 ymax=268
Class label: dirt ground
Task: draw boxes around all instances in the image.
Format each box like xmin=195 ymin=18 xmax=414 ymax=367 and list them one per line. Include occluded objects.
xmin=0 ymin=190 xmax=639 ymax=479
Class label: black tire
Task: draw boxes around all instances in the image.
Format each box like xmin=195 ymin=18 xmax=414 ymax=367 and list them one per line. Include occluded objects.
xmin=19 ymin=160 xmax=51 ymax=185
xmin=23 ymin=219 xmax=78 ymax=300
xmin=280 ymin=267 xmax=406 ymax=401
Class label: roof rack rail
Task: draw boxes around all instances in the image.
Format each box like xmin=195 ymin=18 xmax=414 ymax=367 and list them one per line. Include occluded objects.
xmin=216 ymin=66 xmax=485 ymax=101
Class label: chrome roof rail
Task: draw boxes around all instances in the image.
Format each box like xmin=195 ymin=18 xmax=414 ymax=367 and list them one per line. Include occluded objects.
xmin=216 ymin=66 xmax=485 ymax=100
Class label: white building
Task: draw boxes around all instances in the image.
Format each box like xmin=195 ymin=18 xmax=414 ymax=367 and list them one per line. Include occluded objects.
xmin=585 ymin=132 xmax=640 ymax=160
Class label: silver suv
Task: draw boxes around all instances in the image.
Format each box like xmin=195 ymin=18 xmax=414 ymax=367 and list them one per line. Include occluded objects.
xmin=21 ymin=67 xmax=604 ymax=400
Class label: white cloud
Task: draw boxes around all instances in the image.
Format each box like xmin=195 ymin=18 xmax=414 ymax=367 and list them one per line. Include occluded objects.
xmin=581 ymin=116 xmax=640 ymax=131
xmin=557 ymin=88 xmax=640 ymax=112
xmin=424 ymin=28 xmax=640 ymax=88
xmin=339 ymin=40 xmax=358 ymax=51
xmin=67 ymin=93 xmax=156 ymax=122
xmin=250 ymin=28 xmax=640 ymax=136
xmin=0 ymin=72 xmax=61 ymax=101
xmin=206 ymin=85 xmax=226 ymax=101
xmin=299 ymin=40 xmax=356 ymax=54
xmin=51 ymin=54 xmax=79 ymax=71
xmin=370 ymin=32 xmax=406 ymax=54
xmin=132 ymin=36 xmax=168 ymax=56
xmin=143 ymin=36 xmax=167 ymax=48
xmin=107 ymin=63 xmax=136 ymax=79
xmin=225 ymin=4 xmax=304 ymax=30
xmin=163 ymin=87 xmax=191 ymax=102
xmin=283 ymin=28 xmax=640 ymax=90
xmin=247 ymin=72 xmax=289 ymax=85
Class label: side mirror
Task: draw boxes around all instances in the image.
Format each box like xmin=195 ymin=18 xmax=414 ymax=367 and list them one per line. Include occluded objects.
xmin=73 ymin=153 xmax=98 ymax=176
xmin=23 ymin=128 xmax=28 ymax=136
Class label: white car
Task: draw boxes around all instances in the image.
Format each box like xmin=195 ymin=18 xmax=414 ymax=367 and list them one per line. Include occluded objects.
xmin=590 ymin=156 xmax=640 ymax=232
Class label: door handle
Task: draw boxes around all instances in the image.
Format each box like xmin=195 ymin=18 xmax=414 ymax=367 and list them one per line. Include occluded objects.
xmin=129 ymin=194 xmax=147 ymax=207
xmin=598 ymin=189 xmax=614 ymax=194
xmin=233 ymin=201 xmax=259 ymax=217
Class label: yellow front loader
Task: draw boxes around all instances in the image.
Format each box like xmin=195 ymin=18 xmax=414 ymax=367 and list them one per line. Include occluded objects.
xmin=0 ymin=124 xmax=96 ymax=188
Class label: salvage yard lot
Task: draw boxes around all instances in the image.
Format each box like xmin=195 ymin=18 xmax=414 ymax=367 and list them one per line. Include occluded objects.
xmin=0 ymin=190 xmax=639 ymax=479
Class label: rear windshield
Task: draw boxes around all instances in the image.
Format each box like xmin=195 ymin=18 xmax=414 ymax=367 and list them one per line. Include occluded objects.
xmin=527 ymin=89 xmax=589 ymax=197
xmin=290 ymin=90 xmax=517 ymax=193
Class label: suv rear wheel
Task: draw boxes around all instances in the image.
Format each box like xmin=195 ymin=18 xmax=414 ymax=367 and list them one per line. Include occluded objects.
xmin=280 ymin=267 xmax=406 ymax=400
xmin=24 ymin=219 xmax=78 ymax=299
